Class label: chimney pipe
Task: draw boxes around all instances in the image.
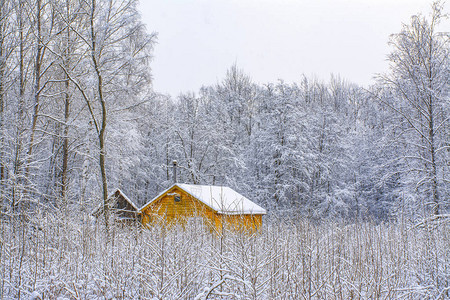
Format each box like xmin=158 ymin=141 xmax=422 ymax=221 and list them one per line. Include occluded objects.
xmin=172 ymin=160 xmax=177 ymax=183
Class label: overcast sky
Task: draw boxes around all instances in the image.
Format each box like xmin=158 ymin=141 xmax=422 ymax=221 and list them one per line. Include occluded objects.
xmin=138 ymin=0 xmax=448 ymax=97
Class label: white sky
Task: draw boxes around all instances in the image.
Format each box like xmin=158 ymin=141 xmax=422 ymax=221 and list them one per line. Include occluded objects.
xmin=138 ymin=0 xmax=448 ymax=97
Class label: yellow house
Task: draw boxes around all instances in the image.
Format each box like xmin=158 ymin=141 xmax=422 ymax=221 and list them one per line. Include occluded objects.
xmin=140 ymin=184 xmax=266 ymax=232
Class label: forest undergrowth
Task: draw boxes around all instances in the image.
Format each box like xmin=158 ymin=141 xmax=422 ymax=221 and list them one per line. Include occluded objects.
xmin=0 ymin=212 xmax=449 ymax=299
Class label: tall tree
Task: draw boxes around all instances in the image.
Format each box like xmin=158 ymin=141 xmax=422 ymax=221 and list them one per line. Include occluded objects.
xmin=378 ymin=2 xmax=449 ymax=216
xmin=25 ymin=0 xmax=56 ymax=195
xmin=61 ymin=0 xmax=154 ymax=229
xmin=11 ymin=0 xmax=31 ymax=212
xmin=0 ymin=0 xmax=14 ymax=209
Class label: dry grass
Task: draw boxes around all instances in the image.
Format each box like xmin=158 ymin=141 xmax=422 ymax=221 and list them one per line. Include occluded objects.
xmin=0 ymin=212 xmax=449 ymax=299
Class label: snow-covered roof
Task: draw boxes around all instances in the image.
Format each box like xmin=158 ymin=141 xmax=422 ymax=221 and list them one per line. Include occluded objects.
xmin=114 ymin=188 xmax=139 ymax=211
xmin=142 ymin=184 xmax=266 ymax=215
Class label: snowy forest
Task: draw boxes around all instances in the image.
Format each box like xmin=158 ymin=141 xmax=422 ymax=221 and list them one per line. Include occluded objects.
xmin=0 ymin=0 xmax=449 ymax=299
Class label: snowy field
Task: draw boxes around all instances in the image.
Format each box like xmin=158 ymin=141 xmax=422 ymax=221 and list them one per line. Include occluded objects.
xmin=1 ymin=215 xmax=448 ymax=299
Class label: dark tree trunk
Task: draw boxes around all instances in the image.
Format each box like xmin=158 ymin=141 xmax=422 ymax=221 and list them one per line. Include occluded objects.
xmin=90 ymin=0 xmax=109 ymax=233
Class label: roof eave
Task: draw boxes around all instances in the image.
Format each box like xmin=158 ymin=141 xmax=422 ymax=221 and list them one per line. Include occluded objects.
xmin=218 ymin=211 xmax=267 ymax=215
xmin=140 ymin=183 xmax=179 ymax=211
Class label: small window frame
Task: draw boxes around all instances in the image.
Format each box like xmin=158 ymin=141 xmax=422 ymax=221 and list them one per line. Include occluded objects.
xmin=174 ymin=195 xmax=181 ymax=203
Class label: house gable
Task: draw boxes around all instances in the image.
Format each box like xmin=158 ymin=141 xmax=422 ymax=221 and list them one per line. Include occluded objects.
xmin=141 ymin=185 xmax=216 ymax=226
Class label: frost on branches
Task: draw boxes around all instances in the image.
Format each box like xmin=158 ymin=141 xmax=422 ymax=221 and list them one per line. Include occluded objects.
xmin=0 ymin=215 xmax=448 ymax=299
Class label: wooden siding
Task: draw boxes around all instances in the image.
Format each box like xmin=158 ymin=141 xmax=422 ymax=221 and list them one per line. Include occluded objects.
xmin=215 ymin=214 xmax=263 ymax=233
xmin=141 ymin=186 xmax=263 ymax=232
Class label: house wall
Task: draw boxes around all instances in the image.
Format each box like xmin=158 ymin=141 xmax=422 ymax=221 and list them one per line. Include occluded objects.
xmin=214 ymin=214 xmax=263 ymax=232
xmin=114 ymin=193 xmax=140 ymax=220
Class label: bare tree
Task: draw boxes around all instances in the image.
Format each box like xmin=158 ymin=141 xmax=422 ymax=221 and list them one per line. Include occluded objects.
xmin=11 ymin=0 xmax=30 ymax=212
xmin=60 ymin=0 xmax=154 ymax=232
xmin=378 ymin=1 xmax=449 ymax=216
xmin=0 ymin=0 xmax=15 ymax=210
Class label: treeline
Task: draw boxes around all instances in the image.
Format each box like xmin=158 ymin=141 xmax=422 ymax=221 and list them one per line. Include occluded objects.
xmin=0 ymin=0 xmax=448 ymax=221
xmin=137 ymin=72 xmax=391 ymax=219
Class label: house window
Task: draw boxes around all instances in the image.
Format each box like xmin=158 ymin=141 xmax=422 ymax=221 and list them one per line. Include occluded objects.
xmin=174 ymin=195 xmax=181 ymax=203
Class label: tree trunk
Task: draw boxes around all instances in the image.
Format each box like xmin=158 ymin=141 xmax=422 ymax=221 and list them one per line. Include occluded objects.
xmin=0 ymin=0 xmax=6 ymax=209
xmin=60 ymin=0 xmax=72 ymax=205
xmin=25 ymin=0 xmax=43 ymax=182
xmin=428 ymin=96 xmax=439 ymax=215
xmin=90 ymin=0 xmax=109 ymax=233
xmin=12 ymin=0 xmax=26 ymax=212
